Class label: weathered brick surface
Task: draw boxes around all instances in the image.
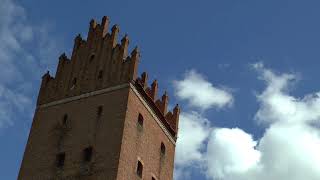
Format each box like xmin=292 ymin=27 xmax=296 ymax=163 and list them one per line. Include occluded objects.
xmin=19 ymin=87 xmax=130 ymax=180
xmin=18 ymin=17 xmax=180 ymax=180
xmin=116 ymin=88 xmax=175 ymax=180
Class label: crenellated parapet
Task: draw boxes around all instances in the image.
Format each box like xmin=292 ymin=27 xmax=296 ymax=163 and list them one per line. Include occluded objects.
xmin=136 ymin=72 xmax=180 ymax=137
xmin=36 ymin=16 xmax=180 ymax=137
xmin=37 ymin=16 xmax=140 ymax=105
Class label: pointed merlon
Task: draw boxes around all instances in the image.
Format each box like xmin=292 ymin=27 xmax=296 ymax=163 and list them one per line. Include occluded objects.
xmin=172 ymin=104 xmax=180 ymax=132
xmin=59 ymin=53 xmax=67 ymax=61
xmin=111 ymin=24 xmax=120 ymax=32
xmin=120 ymin=34 xmax=129 ymax=58
xmin=151 ymin=79 xmax=158 ymax=100
xmin=43 ymin=71 xmax=50 ymax=77
xmin=121 ymin=34 xmax=129 ymax=47
xmin=111 ymin=24 xmax=120 ymax=47
xmin=161 ymin=91 xmax=169 ymax=114
xmin=131 ymin=46 xmax=140 ymax=58
xmin=90 ymin=19 xmax=97 ymax=29
xmin=162 ymin=91 xmax=168 ymax=100
xmin=101 ymin=16 xmax=110 ymax=37
xmin=101 ymin=16 xmax=109 ymax=26
xmin=42 ymin=71 xmax=52 ymax=84
xmin=141 ymin=72 xmax=148 ymax=88
xmin=173 ymin=104 xmax=180 ymax=118
xmin=74 ymin=34 xmax=83 ymax=49
xmin=173 ymin=104 xmax=180 ymax=114
xmin=75 ymin=34 xmax=82 ymax=41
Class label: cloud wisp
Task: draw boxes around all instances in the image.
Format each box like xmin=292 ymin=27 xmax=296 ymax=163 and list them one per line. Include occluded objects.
xmin=0 ymin=0 xmax=60 ymax=128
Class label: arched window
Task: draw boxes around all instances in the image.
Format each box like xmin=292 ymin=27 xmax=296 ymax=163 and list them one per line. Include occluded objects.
xmin=138 ymin=113 xmax=144 ymax=127
xmin=136 ymin=160 xmax=143 ymax=178
xmin=161 ymin=142 xmax=166 ymax=156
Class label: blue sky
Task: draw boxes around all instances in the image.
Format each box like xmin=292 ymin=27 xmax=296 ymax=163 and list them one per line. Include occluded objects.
xmin=2 ymin=0 xmax=320 ymax=179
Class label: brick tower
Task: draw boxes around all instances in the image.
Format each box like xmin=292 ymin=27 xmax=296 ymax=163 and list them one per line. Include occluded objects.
xmin=18 ymin=16 xmax=180 ymax=180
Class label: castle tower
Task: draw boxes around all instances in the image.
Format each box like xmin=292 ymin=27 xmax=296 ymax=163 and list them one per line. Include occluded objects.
xmin=18 ymin=16 xmax=180 ymax=180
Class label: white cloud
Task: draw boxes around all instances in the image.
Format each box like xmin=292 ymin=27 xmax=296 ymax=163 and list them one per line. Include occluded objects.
xmin=204 ymin=64 xmax=320 ymax=180
xmin=175 ymin=112 xmax=211 ymax=166
xmin=173 ymin=70 xmax=234 ymax=180
xmin=174 ymin=63 xmax=320 ymax=180
xmin=174 ymin=70 xmax=233 ymax=110
xmin=0 ymin=85 xmax=31 ymax=128
xmin=253 ymin=63 xmax=320 ymax=125
xmin=0 ymin=0 xmax=60 ymax=128
xmin=206 ymin=128 xmax=260 ymax=180
xmin=174 ymin=112 xmax=211 ymax=179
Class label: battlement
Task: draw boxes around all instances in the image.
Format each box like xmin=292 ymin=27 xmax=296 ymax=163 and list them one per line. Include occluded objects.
xmin=37 ymin=16 xmax=139 ymax=105
xmin=136 ymin=72 xmax=180 ymax=136
xmin=37 ymin=16 xmax=179 ymax=137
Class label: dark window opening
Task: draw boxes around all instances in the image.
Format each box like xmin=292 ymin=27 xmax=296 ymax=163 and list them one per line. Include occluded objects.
xmin=137 ymin=160 xmax=143 ymax=178
xmin=161 ymin=143 xmax=166 ymax=156
xmin=71 ymin=78 xmax=77 ymax=90
xmin=83 ymin=146 xmax=93 ymax=162
xmin=56 ymin=152 xmax=65 ymax=168
xmin=97 ymin=106 xmax=103 ymax=117
xmin=138 ymin=113 xmax=144 ymax=127
xmin=72 ymin=78 xmax=77 ymax=85
xmin=98 ymin=70 xmax=103 ymax=79
xmin=90 ymin=54 xmax=95 ymax=62
xmin=62 ymin=114 xmax=68 ymax=125
xmin=152 ymin=177 xmax=156 ymax=180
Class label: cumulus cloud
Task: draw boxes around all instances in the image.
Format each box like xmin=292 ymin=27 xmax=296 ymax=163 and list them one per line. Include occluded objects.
xmin=175 ymin=112 xmax=211 ymax=166
xmin=206 ymin=128 xmax=260 ymax=180
xmin=254 ymin=62 xmax=320 ymax=125
xmin=174 ymin=70 xmax=233 ymax=110
xmin=173 ymin=70 xmax=234 ymax=179
xmin=205 ymin=64 xmax=320 ymax=180
xmin=0 ymin=0 xmax=60 ymax=128
xmin=174 ymin=112 xmax=211 ymax=179
xmin=174 ymin=63 xmax=320 ymax=180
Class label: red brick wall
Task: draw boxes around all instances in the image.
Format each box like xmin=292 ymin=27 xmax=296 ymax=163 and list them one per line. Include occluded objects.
xmin=116 ymin=88 xmax=175 ymax=180
xmin=19 ymin=86 xmax=130 ymax=180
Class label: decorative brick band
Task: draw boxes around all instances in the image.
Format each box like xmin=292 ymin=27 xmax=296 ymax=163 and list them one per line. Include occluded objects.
xmin=37 ymin=83 xmax=129 ymax=109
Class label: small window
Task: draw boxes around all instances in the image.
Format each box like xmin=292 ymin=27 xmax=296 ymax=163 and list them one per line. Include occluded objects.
xmin=72 ymin=78 xmax=77 ymax=85
xmin=97 ymin=106 xmax=103 ymax=117
xmin=137 ymin=160 xmax=143 ymax=178
xmin=62 ymin=114 xmax=68 ymax=125
xmin=56 ymin=152 xmax=65 ymax=168
xmin=98 ymin=70 xmax=103 ymax=79
xmin=71 ymin=78 xmax=77 ymax=90
xmin=138 ymin=114 xmax=144 ymax=127
xmin=161 ymin=143 xmax=166 ymax=156
xmin=83 ymin=146 xmax=93 ymax=162
xmin=89 ymin=54 xmax=95 ymax=62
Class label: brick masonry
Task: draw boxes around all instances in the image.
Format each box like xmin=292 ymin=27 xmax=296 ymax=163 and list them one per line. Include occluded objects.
xmin=18 ymin=16 xmax=180 ymax=180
